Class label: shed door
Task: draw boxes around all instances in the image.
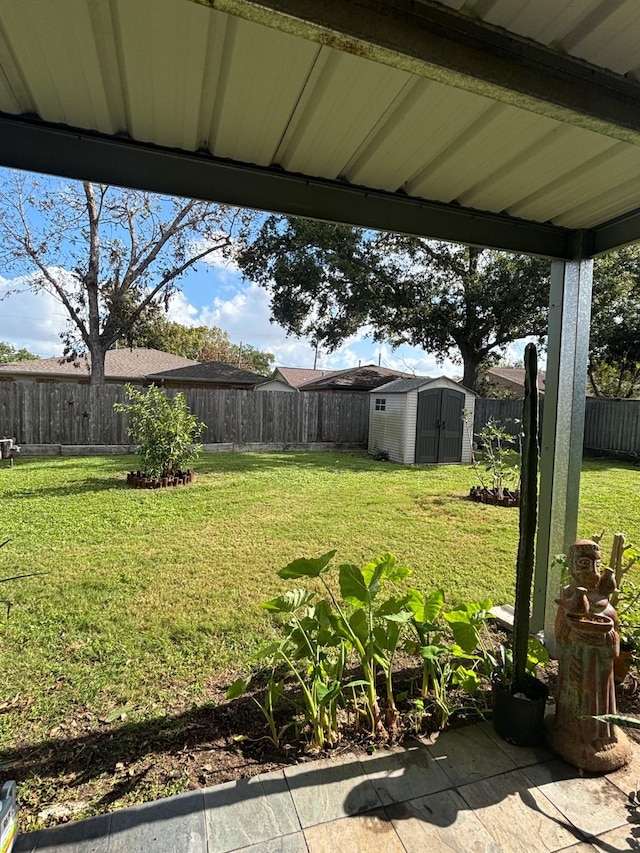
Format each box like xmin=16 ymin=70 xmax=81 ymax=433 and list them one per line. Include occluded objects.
xmin=415 ymin=389 xmax=441 ymax=463
xmin=416 ymin=388 xmax=465 ymax=463
xmin=438 ymin=389 xmax=465 ymax=462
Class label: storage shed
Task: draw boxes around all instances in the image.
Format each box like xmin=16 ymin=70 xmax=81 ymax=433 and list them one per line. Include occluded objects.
xmin=368 ymin=377 xmax=477 ymax=465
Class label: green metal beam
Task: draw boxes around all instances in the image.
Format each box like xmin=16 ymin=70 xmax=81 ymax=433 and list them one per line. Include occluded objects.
xmin=0 ymin=114 xmax=577 ymax=258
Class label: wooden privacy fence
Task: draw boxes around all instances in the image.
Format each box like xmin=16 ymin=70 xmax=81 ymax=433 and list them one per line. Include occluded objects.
xmin=474 ymin=397 xmax=640 ymax=456
xmin=0 ymin=381 xmax=370 ymax=447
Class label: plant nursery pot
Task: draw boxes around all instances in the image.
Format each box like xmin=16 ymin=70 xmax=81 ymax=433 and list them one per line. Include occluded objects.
xmin=492 ymin=675 xmax=548 ymax=747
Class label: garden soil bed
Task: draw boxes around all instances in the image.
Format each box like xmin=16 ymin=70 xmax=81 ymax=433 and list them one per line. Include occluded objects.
xmin=468 ymin=486 xmax=520 ymax=507
xmin=126 ymin=470 xmax=195 ymax=489
xmin=6 ymin=656 xmax=640 ymax=833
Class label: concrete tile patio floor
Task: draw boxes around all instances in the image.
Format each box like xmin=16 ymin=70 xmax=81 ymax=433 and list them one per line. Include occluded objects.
xmin=13 ymin=721 xmax=640 ymax=852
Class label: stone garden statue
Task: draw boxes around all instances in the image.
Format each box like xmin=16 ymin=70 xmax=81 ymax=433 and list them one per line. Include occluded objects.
xmin=546 ymin=539 xmax=631 ymax=772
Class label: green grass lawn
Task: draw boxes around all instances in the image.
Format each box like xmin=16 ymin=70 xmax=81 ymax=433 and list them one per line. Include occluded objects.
xmin=0 ymin=451 xmax=638 ymax=747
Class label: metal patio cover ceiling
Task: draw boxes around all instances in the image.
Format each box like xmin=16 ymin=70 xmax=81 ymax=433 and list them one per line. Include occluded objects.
xmin=1 ymin=0 xmax=640 ymax=259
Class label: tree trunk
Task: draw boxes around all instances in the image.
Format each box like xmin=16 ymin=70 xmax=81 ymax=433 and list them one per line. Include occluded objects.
xmin=460 ymin=352 xmax=482 ymax=392
xmin=89 ymin=345 xmax=106 ymax=386
xmin=88 ymin=343 xmax=107 ymax=444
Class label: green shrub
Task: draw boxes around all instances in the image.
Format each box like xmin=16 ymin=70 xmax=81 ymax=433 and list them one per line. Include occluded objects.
xmin=114 ymin=383 xmax=205 ymax=478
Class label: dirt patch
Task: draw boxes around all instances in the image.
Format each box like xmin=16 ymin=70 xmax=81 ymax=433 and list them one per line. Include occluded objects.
xmin=5 ymin=663 xmax=483 ymax=833
xmin=6 ymin=656 xmax=640 ymax=833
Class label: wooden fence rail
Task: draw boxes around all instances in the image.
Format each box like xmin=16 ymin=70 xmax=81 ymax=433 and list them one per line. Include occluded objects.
xmin=0 ymin=381 xmax=370 ymax=447
xmin=474 ymin=397 xmax=640 ymax=456
xmin=1 ymin=381 xmax=638 ymax=456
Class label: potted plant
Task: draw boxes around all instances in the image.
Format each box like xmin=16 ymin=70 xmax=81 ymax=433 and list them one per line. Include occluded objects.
xmin=492 ymin=343 xmax=549 ymax=746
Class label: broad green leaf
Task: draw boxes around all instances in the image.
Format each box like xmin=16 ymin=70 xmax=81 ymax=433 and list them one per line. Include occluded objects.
xmin=251 ymin=641 xmax=281 ymax=661
xmin=262 ymin=588 xmax=315 ymax=613
xmin=314 ymin=599 xmax=333 ymax=627
xmin=527 ymin=636 xmax=549 ymax=668
xmin=315 ymin=679 xmax=342 ymax=704
xmin=444 ymin=611 xmax=480 ymax=653
xmin=340 ymin=564 xmax=369 ymax=607
xmin=374 ymin=620 xmax=401 ymax=657
xmin=360 ymin=557 xmax=388 ymax=599
xmin=349 ymin=608 xmax=369 ymax=646
xmin=405 ymin=588 xmax=425 ymax=621
xmin=386 ymin=564 xmax=413 ymax=583
xmin=226 ymin=677 xmax=250 ymax=699
xmin=383 ymin=610 xmax=414 ymax=623
xmin=375 ymin=595 xmax=413 ymax=621
xmin=329 ymin=612 xmax=352 ymax=641
xmin=278 ymin=551 xmax=336 ymax=579
xmin=408 ymin=588 xmax=445 ymax=624
xmin=419 ymin=644 xmax=447 ymax=661
xmin=449 ymin=644 xmax=482 ymax=661
xmin=453 ymin=665 xmax=479 ymax=695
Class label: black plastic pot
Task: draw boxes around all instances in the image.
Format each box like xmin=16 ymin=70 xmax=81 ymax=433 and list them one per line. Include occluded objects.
xmin=492 ymin=675 xmax=548 ymax=747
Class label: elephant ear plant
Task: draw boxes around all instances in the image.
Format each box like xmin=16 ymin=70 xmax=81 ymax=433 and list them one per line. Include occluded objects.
xmin=492 ymin=343 xmax=549 ymax=747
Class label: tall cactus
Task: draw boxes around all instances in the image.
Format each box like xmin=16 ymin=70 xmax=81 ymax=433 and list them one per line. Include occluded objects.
xmin=512 ymin=343 xmax=539 ymax=694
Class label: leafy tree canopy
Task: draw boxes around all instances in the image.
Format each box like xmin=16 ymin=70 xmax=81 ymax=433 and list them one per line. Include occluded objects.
xmin=0 ymin=341 xmax=38 ymax=363
xmin=0 ymin=173 xmax=251 ymax=385
xmin=237 ymin=217 xmax=550 ymax=391
xmin=589 ymin=245 xmax=640 ymax=398
xmin=129 ymin=317 xmax=274 ymax=375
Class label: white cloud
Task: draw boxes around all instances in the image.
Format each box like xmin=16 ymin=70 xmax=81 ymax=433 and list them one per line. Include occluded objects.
xmin=0 ymin=276 xmax=66 ymax=356
xmin=172 ymin=278 xmax=462 ymax=373
xmin=166 ymin=291 xmax=200 ymax=326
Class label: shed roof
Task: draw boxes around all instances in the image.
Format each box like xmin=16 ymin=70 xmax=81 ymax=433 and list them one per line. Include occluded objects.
xmin=1 ymin=0 xmax=640 ymax=257
xmin=372 ymin=375 xmax=476 ymax=394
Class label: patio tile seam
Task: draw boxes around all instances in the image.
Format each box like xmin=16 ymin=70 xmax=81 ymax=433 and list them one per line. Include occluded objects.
xmin=519 ymin=767 xmax=634 ymax=840
xmin=453 ymin=776 xmax=591 ymax=850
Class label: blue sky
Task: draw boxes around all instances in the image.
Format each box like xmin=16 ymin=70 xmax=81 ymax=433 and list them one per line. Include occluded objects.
xmin=0 ymin=168 xmax=531 ymax=376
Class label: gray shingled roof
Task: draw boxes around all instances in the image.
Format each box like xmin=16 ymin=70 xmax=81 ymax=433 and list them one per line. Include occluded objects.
xmin=371 ymin=376 xmax=435 ymax=393
xmin=301 ymin=365 xmax=415 ymax=391
xmin=0 ymin=348 xmax=197 ymax=379
xmin=148 ymin=361 xmax=265 ymax=385
xmin=486 ymin=367 xmax=547 ymax=395
xmin=274 ymin=367 xmax=338 ymax=388
xmin=372 ymin=375 xmax=478 ymax=394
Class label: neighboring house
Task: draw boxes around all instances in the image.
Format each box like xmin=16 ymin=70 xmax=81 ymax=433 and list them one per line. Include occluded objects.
xmin=483 ymin=367 xmax=548 ymax=398
xmin=0 ymin=348 xmax=197 ymax=385
xmin=147 ymin=361 xmax=266 ymax=390
xmin=369 ymin=376 xmax=477 ymax=465
xmin=299 ymin=364 xmax=415 ymax=393
xmin=256 ymin=366 xmax=338 ymax=392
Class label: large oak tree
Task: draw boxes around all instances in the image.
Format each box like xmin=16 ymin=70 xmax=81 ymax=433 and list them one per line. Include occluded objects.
xmin=589 ymin=246 xmax=640 ymax=398
xmin=237 ymin=217 xmax=551 ymax=391
xmin=132 ymin=318 xmax=274 ymax=375
xmin=0 ymin=172 xmax=250 ymax=385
